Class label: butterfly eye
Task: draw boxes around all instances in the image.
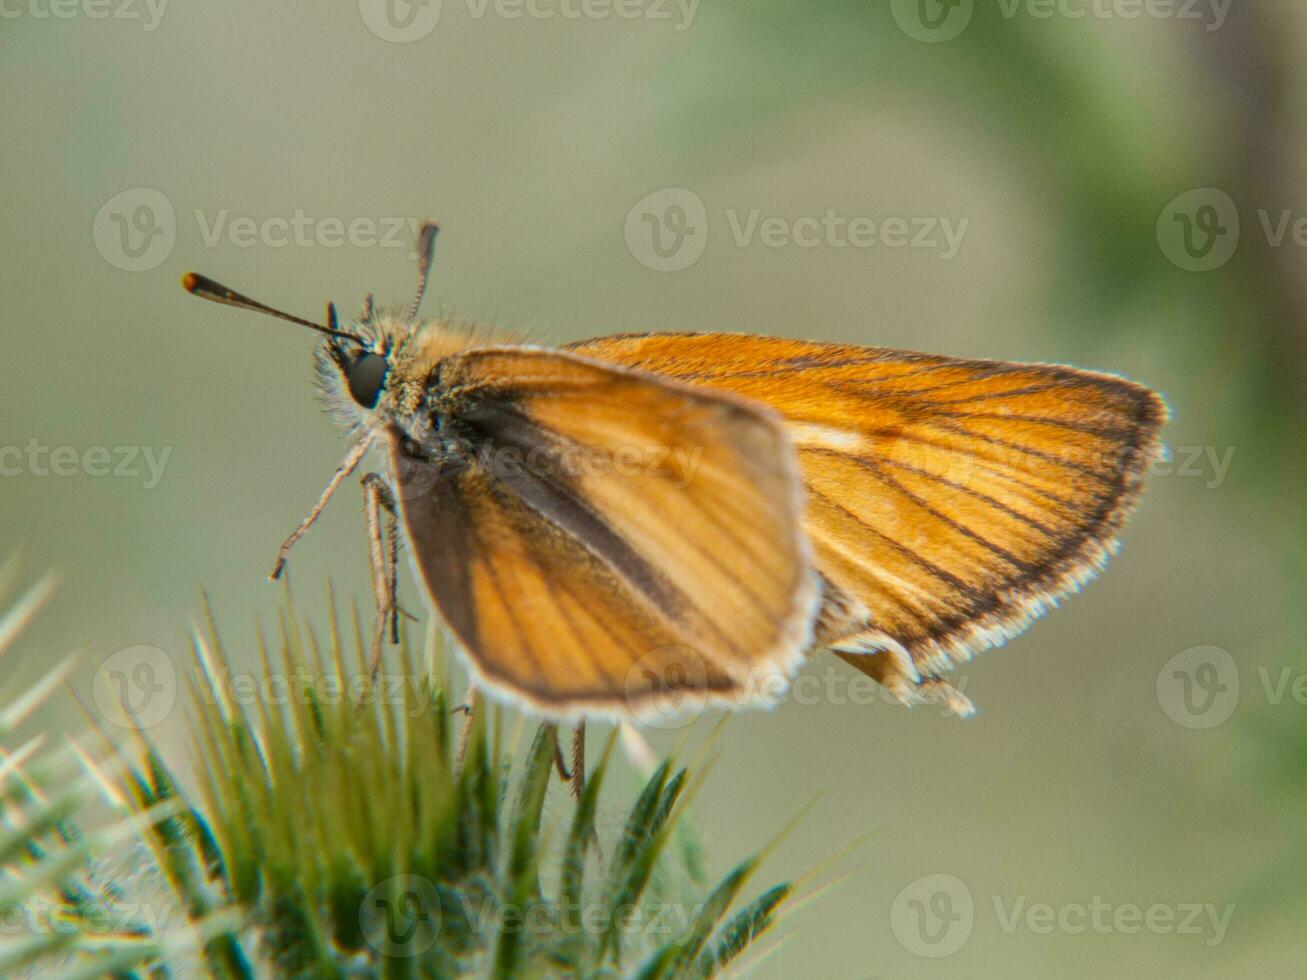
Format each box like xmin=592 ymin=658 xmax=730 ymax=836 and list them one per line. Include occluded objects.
xmin=345 ymin=352 xmax=389 ymax=408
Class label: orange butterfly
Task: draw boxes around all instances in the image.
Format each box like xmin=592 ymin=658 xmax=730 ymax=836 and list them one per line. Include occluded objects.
xmin=182 ymin=223 xmax=1166 ymax=726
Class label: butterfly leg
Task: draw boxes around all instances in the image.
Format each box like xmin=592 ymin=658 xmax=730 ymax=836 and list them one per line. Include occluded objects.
xmin=269 ymin=432 xmax=376 ymax=581
xmin=362 ymin=472 xmax=405 ymax=678
xmin=816 ymin=576 xmax=975 ymax=717
xmin=570 ymin=721 xmax=586 ymax=799
xmin=454 ymin=684 xmax=480 ymax=773
xmin=830 ymin=633 xmax=975 ymax=718
xmin=551 ymin=725 xmax=572 ymax=781
xmin=915 ymin=677 xmax=976 ymax=717
xmin=545 ymin=722 xmax=586 ymax=797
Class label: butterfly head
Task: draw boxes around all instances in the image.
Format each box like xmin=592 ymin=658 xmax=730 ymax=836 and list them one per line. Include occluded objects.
xmin=182 ymin=220 xmax=454 ymax=435
xmin=312 ymin=311 xmax=419 ymax=432
xmin=339 ymin=346 xmax=389 ymax=409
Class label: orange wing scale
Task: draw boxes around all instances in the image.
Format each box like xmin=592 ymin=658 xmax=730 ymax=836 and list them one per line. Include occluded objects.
xmin=570 ymin=332 xmax=1166 ymax=714
xmin=392 ymin=346 xmax=817 ymax=717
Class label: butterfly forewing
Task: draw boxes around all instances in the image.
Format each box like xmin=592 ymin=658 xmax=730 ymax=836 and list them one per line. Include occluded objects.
xmin=391 ymin=346 xmax=817 ymax=715
xmin=568 ymin=332 xmax=1166 ymax=684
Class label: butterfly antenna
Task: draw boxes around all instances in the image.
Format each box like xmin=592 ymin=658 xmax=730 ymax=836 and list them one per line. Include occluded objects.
xmin=181 ymin=272 xmax=367 ymax=345
xmin=407 ymin=220 xmax=439 ymax=323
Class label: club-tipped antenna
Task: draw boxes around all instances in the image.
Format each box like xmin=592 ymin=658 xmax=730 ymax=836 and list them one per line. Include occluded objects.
xmin=181 ymin=272 xmax=368 ymax=345
xmin=406 ymin=221 xmax=439 ymax=322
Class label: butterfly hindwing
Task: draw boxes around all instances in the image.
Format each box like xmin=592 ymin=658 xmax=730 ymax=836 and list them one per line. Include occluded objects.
xmin=568 ymin=332 xmax=1166 ymax=699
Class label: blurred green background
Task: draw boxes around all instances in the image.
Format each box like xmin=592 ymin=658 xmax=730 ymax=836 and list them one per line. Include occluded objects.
xmin=3 ymin=0 xmax=1305 ymax=974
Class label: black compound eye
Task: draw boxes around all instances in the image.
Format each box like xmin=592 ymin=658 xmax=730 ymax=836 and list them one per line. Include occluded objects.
xmin=345 ymin=352 xmax=389 ymax=408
